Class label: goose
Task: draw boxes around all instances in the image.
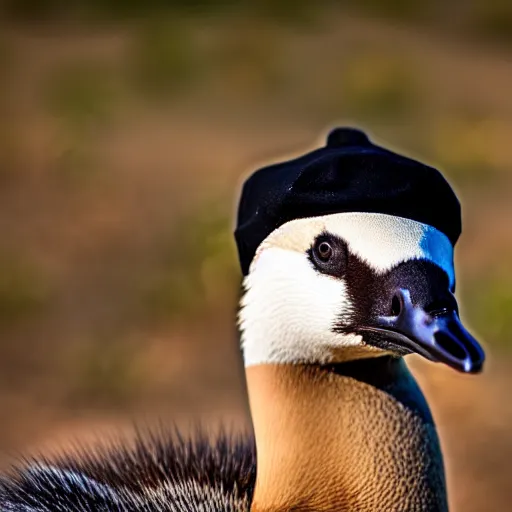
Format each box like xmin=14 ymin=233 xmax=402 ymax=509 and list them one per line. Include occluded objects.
xmin=0 ymin=127 xmax=485 ymax=512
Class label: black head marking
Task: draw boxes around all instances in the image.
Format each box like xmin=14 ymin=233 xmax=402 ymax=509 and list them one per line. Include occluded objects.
xmin=306 ymin=234 xmax=456 ymax=352
xmin=307 ymin=232 xmax=348 ymax=278
xmin=331 ymin=250 xmax=455 ymax=350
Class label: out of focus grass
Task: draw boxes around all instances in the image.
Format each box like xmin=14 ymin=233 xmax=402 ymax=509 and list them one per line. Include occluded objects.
xmin=4 ymin=0 xmax=512 ymax=50
xmin=43 ymin=60 xmax=121 ymax=180
xmin=0 ymin=37 xmax=19 ymax=182
xmin=208 ymin=24 xmax=285 ymax=99
xmin=0 ymin=0 xmax=325 ymax=22
xmin=68 ymin=335 xmax=145 ymax=407
xmin=340 ymin=52 xmax=419 ymax=122
xmin=44 ymin=60 xmax=119 ymax=131
xmin=0 ymin=35 xmax=12 ymax=81
xmin=0 ymin=254 xmax=49 ymax=329
xmin=345 ymin=0 xmax=431 ymax=22
xmin=469 ymin=0 xmax=512 ymax=46
xmin=0 ymin=124 xmax=24 ymax=182
xmin=430 ymin=116 xmax=500 ymax=187
xmin=465 ymin=272 xmax=512 ymax=351
xmin=129 ymin=20 xmax=202 ymax=101
xmin=142 ymin=200 xmax=238 ymax=323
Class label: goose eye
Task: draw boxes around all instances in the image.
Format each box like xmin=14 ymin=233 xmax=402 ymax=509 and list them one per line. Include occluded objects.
xmin=316 ymin=241 xmax=333 ymax=262
xmin=310 ymin=234 xmax=347 ymax=277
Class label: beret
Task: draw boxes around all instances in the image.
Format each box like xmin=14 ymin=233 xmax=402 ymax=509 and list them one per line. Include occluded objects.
xmin=234 ymin=127 xmax=461 ymax=275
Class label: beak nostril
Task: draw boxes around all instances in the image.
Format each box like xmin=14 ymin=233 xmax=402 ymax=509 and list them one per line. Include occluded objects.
xmin=390 ymin=294 xmax=402 ymax=317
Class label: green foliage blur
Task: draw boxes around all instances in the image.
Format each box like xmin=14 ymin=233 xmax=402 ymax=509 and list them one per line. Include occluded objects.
xmin=3 ymin=0 xmax=512 ymax=48
xmin=0 ymin=254 xmax=49 ymax=327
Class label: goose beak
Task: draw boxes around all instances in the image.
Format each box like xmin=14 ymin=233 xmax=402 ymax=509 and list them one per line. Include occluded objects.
xmin=365 ymin=289 xmax=485 ymax=374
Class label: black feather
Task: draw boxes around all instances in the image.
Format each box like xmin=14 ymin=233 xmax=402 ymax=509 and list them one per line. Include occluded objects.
xmin=0 ymin=427 xmax=256 ymax=511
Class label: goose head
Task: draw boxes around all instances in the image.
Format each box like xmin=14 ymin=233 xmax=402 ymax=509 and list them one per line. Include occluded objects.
xmin=236 ymin=128 xmax=485 ymax=373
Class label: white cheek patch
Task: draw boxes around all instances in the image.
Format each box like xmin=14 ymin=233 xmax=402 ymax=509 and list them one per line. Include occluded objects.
xmin=239 ymin=248 xmax=363 ymax=367
xmin=322 ymin=213 xmax=455 ymax=287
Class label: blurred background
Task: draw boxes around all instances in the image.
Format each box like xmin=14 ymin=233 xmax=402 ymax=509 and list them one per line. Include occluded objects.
xmin=0 ymin=0 xmax=511 ymax=510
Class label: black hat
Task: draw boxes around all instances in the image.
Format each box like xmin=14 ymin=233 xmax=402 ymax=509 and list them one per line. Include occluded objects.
xmin=234 ymin=127 xmax=461 ymax=275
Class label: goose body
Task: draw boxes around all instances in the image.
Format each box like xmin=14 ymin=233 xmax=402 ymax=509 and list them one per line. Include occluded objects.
xmin=0 ymin=128 xmax=485 ymax=511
